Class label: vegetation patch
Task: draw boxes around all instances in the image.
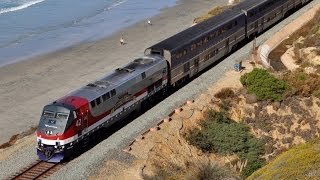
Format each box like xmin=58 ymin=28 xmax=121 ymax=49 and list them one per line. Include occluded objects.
xmin=193 ymin=6 xmax=229 ymax=24
xmin=248 ymin=138 xmax=320 ymax=179
xmin=185 ymin=109 xmax=264 ymax=177
xmin=143 ymin=162 xmax=238 ymax=180
xmin=282 ymin=68 xmax=320 ymax=97
xmin=214 ymin=88 xmax=235 ymax=100
xmin=269 ymin=9 xmax=320 ymax=69
xmin=240 ymin=68 xmax=287 ymax=101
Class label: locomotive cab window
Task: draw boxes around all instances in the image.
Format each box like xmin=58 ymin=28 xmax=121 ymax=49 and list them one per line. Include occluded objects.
xmin=43 ymin=110 xmax=54 ymax=118
xmin=56 ymin=112 xmax=69 ymax=120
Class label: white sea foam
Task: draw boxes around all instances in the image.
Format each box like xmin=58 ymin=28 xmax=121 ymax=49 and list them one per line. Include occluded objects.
xmin=105 ymin=0 xmax=127 ymax=11
xmin=0 ymin=0 xmax=45 ymax=15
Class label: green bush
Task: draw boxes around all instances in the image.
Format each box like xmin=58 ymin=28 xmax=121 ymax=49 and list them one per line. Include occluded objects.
xmin=186 ymin=110 xmax=264 ymax=177
xmin=240 ymin=68 xmax=287 ymax=101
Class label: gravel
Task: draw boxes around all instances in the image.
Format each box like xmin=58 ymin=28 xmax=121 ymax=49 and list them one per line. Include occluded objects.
xmin=0 ymin=0 xmax=318 ymax=179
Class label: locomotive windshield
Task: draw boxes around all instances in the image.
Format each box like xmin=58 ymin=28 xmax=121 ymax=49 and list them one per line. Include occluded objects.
xmin=38 ymin=105 xmax=73 ymax=136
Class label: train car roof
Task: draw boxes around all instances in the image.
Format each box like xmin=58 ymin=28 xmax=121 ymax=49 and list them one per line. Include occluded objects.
xmin=148 ymin=6 xmax=244 ymax=52
xmin=236 ymin=0 xmax=264 ymax=11
xmin=62 ymin=55 xmax=164 ymax=102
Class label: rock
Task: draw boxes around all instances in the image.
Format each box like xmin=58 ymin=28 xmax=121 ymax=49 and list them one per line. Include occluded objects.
xmin=245 ymin=93 xmax=257 ymax=104
xmin=272 ymin=101 xmax=281 ymax=111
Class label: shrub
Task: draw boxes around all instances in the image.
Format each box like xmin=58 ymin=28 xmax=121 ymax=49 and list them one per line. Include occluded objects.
xmin=192 ymin=163 xmax=238 ymax=180
xmin=214 ymin=88 xmax=235 ymax=99
xmin=186 ymin=109 xmax=264 ymax=177
xmin=240 ymin=68 xmax=287 ymax=101
xmin=283 ymin=69 xmax=320 ymax=97
xmin=242 ymin=159 xmax=263 ymax=178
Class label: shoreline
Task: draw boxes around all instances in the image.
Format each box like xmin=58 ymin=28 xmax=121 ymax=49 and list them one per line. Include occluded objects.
xmin=0 ymin=0 xmax=178 ymax=68
xmin=0 ymin=0 xmax=225 ymax=144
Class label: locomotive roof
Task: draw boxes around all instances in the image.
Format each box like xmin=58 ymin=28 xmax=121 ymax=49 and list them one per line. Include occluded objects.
xmin=148 ymin=0 xmax=265 ymax=52
xmin=64 ymin=55 xmax=165 ymax=102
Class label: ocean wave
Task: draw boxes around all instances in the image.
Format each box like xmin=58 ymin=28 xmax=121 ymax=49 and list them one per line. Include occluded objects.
xmin=0 ymin=0 xmax=45 ymax=15
xmin=104 ymin=0 xmax=127 ymax=11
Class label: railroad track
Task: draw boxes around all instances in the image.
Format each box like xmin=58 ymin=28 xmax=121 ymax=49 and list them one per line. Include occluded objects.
xmin=10 ymin=160 xmax=64 ymax=180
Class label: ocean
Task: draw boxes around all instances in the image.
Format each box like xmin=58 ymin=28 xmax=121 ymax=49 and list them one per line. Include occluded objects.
xmin=0 ymin=0 xmax=176 ymax=67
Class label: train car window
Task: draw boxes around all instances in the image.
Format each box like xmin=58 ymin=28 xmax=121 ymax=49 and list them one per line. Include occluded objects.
xmin=151 ymin=50 xmax=161 ymax=55
xmin=90 ymin=101 xmax=96 ymax=108
xmin=204 ymin=37 xmax=208 ymax=43
xmin=183 ymin=50 xmax=187 ymax=55
xmin=172 ymin=54 xmax=176 ymax=60
xmin=111 ymin=89 xmax=116 ymax=97
xmin=197 ymin=40 xmax=202 ymax=47
xmin=191 ymin=44 xmax=196 ymax=51
xmin=141 ymin=72 xmax=146 ymax=79
xmin=43 ymin=110 xmax=54 ymax=118
xmin=234 ymin=21 xmax=238 ymax=26
xmin=226 ymin=23 xmax=232 ymax=30
xmin=96 ymin=97 xmax=101 ymax=105
xmin=102 ymin=92 xmax=110 ymax=101
xmin=204 ymin=54 xmax=209 ymax=61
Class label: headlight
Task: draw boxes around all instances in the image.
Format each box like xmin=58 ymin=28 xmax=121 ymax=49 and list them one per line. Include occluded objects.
xmin=62 ymin=145 xmax=65 ymax=149
xmin=54 ymin=145 xmax=57 ymax=148
xmin=41 ymin=144 xmax=44 ymax=146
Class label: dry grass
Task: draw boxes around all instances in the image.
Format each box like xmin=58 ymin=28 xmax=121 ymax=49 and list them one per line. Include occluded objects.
xmin=282 ymin=68 xmax=320 ymax=97
xmin=214 ymin=88 xmax=235 ymax=100
xmin=193 ymin=6 xmax=229 ymax=24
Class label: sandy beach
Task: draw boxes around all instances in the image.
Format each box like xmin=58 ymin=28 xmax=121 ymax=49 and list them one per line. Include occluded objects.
xmin=0 ymin=0 xmax=227 ymax=144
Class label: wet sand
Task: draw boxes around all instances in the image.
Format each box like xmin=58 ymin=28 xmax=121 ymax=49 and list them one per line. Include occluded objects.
xmin=0 ymin=0 xmax=227 ymax=144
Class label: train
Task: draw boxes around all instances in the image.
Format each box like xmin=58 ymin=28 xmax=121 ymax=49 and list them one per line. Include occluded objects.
xmin=36 ymin=0 xmax=311 ymax=162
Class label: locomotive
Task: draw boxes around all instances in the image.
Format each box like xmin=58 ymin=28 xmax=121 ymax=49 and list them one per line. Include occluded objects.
xmin=37 ymin=0 xmax=311 ymax=162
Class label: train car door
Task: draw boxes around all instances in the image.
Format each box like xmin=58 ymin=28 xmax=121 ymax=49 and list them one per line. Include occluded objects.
xmin=194 ymin=58 xmax=199 ymax=73
xmin=82 ymin=110 xmax=89 ymax=133
xmin=225 ymin=38 xmax=230 ymax=54
xmin=77 ymin=108 xmax=88 ymax=137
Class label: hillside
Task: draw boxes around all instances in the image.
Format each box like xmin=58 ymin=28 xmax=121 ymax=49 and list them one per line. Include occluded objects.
xmin=248 ymin=138 xmax=320 ymax=179
xmin=91 ymin=7 xmax=320 ymax=179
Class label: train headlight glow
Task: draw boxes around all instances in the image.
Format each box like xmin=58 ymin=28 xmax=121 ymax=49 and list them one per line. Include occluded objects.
xmin=54 ymin=145 xmax=58 ymax=148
